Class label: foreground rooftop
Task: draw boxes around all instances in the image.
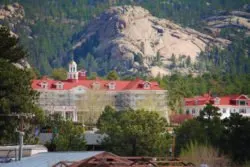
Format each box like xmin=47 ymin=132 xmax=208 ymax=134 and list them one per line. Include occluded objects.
xmin=1 ymin=151 xmax=103 ymax=167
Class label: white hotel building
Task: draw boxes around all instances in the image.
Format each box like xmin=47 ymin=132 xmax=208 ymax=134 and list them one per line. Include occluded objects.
xmin=32 ymin=60 xmax=168 ymax=123
xmin=184 ymin=94 xmax=250 ymax=119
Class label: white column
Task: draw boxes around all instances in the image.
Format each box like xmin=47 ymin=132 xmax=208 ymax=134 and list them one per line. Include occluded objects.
xmin=73 ymin=111 xmax=77 ymax=122
xmin=62 ymin=111 xmax=66 ymax=120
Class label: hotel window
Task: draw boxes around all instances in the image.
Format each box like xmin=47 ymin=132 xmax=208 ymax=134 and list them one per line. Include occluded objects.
xmin=58 ymin=94 xmax=65 ymax=98
xmin=222 ymin=108 xmax=226 ymax=113
xmin=239 ymin=108 xmax=246 ymax=113
xmin=230 ymin=108 xmax=236 ymax=113
xmin=239 ymin=100 xmax=246 ymax=106
xmin=75 ymin=94 xmax=83 ymax=99
xmin=66 ymin=112 xmax=73 ymax=120
xmin=192 ymin=109 xmax=196 ymax=114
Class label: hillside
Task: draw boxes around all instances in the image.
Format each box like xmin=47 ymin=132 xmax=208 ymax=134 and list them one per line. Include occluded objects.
xmin=72 ymin=6 xmax=230 ymax=76
xmin=0 ymin=0 xmax=250 ymax=76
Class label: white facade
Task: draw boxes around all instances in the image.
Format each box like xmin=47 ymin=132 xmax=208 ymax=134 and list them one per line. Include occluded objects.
xmin=185 ymin=105 xmax=250 ymax=119
xmin=33 ymin=61 xmax=168 ymax=123
xmin=184 ymin=95 xmax=250 ymax=119
xmin=37 ymin=89 xmax=78 ymax=122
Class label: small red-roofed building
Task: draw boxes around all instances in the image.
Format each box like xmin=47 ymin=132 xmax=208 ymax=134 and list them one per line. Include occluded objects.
xmin=170 ymin=114 xmax=193 ymax=126
xmin=184 ymin=94 xmax=250 ymax=119
xmin=32 ymin=59 xmax=168 ymax=123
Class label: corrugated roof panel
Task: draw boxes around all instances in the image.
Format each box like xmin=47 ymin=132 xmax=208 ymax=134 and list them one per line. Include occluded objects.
xmin=1 ymin=151 xmax=103 ymax=167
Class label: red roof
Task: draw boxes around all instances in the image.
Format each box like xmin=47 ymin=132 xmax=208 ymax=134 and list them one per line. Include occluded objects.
xmin=184 ymin=94 xmax=211 ymax=106
xmin=185 ymin=94 xmax=250 ymax=106
xmin=170 ymin=114 xmax=193 ymax=125
xmin=32 ymin=77 xmax=163 ymax=91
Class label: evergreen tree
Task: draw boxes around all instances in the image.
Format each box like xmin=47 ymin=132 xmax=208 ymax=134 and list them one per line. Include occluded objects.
xmin=97 ymin=108 xmax=171 ymax=156
xmin=106 ymin=70 xmax=119 ymax=80
xmin=43 ymin=114 xmax=86 ymax=151
xmin=0 ymin=26 xmax=43 ymax=144
xmin=51 ymin=68 xmax=67 ymax=80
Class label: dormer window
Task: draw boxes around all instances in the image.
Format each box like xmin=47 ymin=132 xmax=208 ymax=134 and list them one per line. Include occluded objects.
xmin=56 ymin=82 xmax=64 ymax=90
xmin=92 ymin=82 xmax=101 ymax=90
xmin=214 ymin=97 xmax=221 ymax=105
xmin=143 ymin=82 xmax=151 ymax=89
xmin=79 ymin=69 xmax=87 ymax=77
xmin=108 ymin=82 xmax=116 ymax=90
xmin=41 ymin=81 xmax=48 ymax=89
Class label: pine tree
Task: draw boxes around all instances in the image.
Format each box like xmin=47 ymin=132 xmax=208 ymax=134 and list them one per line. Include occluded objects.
xmin=0 ymin=26 xmax=43 ymax=144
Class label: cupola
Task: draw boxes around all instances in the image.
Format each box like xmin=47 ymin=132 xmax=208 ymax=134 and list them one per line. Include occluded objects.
xmin=67 ymin=57 xmax=79 ymax=80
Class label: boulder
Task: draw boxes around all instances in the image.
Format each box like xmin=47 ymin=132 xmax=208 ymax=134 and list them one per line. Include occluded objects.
xmin=73 ymin=6 xmax=230 ymax=76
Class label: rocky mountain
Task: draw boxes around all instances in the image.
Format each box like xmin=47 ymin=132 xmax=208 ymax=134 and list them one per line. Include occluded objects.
xmin=0 ymin=3 xmax=25 ymax=27
xmin=73 ymin=6 xmax=230 ymax=76
xmin=0 ymin=3 xmax=24 ymax=35
xmin=205 ymin=5 xmax=250 ymax=36
xmin=0 ymin=3 xmax=30 ymax=69
xmin=1 ymin=0 xmax=250 ymax=76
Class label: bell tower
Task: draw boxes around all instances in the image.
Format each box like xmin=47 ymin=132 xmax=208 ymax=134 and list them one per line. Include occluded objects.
xmin=67 ymin=57 xmax=78 ymax=80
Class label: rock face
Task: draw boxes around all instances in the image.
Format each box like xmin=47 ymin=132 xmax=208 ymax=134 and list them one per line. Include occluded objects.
xmin=0 ymin=3 xmax=30 ymax=69
xmin=0 ymin=3 xmax=25 ymax=31
xmin=205 ymin=10 xmax=250 ymax=36
xmin=73 ymin=6 xmax=230 ymax=76
xmin=0 ymin=3 xmax=24 ymax=19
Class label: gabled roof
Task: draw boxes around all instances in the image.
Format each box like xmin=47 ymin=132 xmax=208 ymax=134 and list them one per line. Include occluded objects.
xmin=70 ymin=152 xmax=133 ymax=167
xmin=32 ymin=78 xmax=163 ymax=91
xmin=185 ymin=94 xmax=250 ymax=106
xmin=184 ymin=94 xmax=211 ymax=106
xmin=232 ymin=94 xmax=249 ymax=100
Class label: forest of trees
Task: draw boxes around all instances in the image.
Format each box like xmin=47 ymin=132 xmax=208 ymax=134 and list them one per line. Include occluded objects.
xmin=155 ymin=73 xmax=250 ymax=113
xmin=2 ymin=0 xmax=250 ymax=75
xmin=1 ymin=22 xmax=250 ymax=166
xmin=175 ymin=104 xmax=250 ymax=166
